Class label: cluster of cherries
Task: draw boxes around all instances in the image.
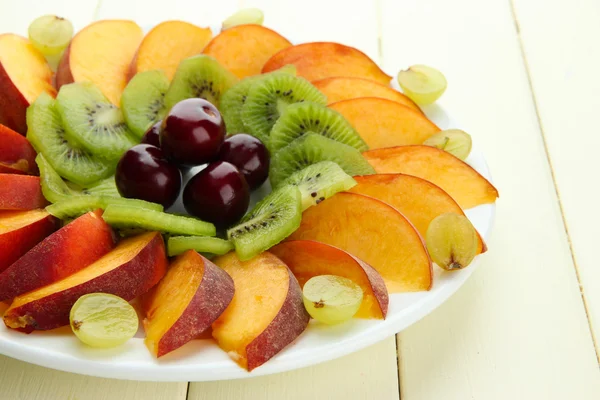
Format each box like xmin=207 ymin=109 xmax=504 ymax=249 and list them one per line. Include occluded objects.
xmin=115 ymin=98 xmax=270 ymax=228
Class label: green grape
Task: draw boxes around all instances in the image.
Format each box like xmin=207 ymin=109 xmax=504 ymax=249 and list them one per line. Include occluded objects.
xmin=424 ymin=129 xmax=472 ymax=160
xmin=70 ymin=293 xmax=138 ymax=348
xmin=302 ymin=275 xmax=363 ymax=325
xmin=222 ymin=8 xmax=264 ymax=30
xmin=28 ymin=15 xmax=73 ymax=70
xmin=397 ymin=64 xmax=447 ymax=105
xmin=426 ymin=213 xmax=478 ymax=271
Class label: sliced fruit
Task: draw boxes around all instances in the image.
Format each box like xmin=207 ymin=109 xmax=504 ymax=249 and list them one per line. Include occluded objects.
xmin=203 ymin=25 xmax=291 ymax=78
xmin=82 ymin=176 xmax=119 ymax=197
xmin=36 ymin=153 xmax=80 ymax=203
xmin=46 ymin=195 xmax=163 ymax=220
xmin=227 ymin=185 xmax=302 ymax=261
xmin=28 ymin=15 xmax=73 ymax=70
xmin=130 ymin=21 xmax=213 ymax=80
xmin=4 ymin=231 xmax=167 ymax=332
xmin=0 ymin=210 xmax=114 ymax=301
xmin=212 ymin=251 xmax=309 ymax=371
xmin=363 ymin=145 xmax=499 ymax=209
xmin=329 ymin=98 xmax=440 ymax=149
xmin=397 ymin=65 xmax=447 ymax=105
xmin=0 ymin=123 xmax=38 ymax=175
xmin=263 ymin=42 xmax=391 ymax=85
xmin=423 ymin=129 xmax=472 ymax=160
xmin=271 ymin=240 xmax=388 ymax=319
xmin=288 ymin=192 xmax=432 ymax=292
xmin=56 ymin=20 xmax=143 ymax=105
xmin=426 ymin=213 xmax=478 ymax=270
xmin=0 ymin=174 xmax=47 ymax=210
xmin=302 ymin=275 xmax=363 ymax=325
xmin=222 ymin=9 xmax=264 ymax=30
xmin=167 ymin=236 xmax=234 ymax=257
xmin=143 ymin=250 xmax=234 ymax=357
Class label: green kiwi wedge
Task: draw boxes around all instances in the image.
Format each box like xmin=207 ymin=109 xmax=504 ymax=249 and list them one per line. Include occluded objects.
xmin=164 ymin=55 xmax=238 ymax=110
xmin=26 ymin=93 xmax=113 ymax=186
xmin=167 ymin=236 xmax=234 ymax=257
xmin=227 ymin=185 xmax=302 ymax=261
xmin=241 ymin=74 xmax=326 ymax=143
xmin=47 ymin=196 xmax=163 ymax=220
xmin=36 ymin=153 xmax=79 ymax=203
xmin=268 ymin=102 xmax=367 ymax=153
xmin=269 ymin=133 xmax=375 ymax=187
xmin=121 ymin=70 xmax=169 ymax=138
xmin=279 ymin=161 xmax=357 ymax=211
xmin=82 ymin=176 xmax=119 ymax=197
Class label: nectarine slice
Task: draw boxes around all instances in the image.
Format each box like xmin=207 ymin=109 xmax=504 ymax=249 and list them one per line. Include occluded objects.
xmin=0 ymin=174 xmax=47 ymax=210
xmin=271 ymin=240 xmax=388 ymax=319
xmin=0 ymin=124 xmax=38 ymax=175
xmin=4 ymin=231 xmax=167 ymax=332
xmin=131 ymin=21 xmax=213 ymax=80
xmin=202 ymin=25 xmax=292 ymax=78
xmin=56 ymin=20 xmax=143 ymax=105
xmin=262 ymin=42 xmax=391 ymax=85
xmin=329 ymin=98 xmax=440 ymax=148
xmin=143 ymin=250 xmax=234 ymax=357
xmin=363 ymin=145 xmax=499 ymax=209
xmin=212 ymin=252 xmax=309 ymax=371
xmin=288 ymin=192 xmax=432 ymax=292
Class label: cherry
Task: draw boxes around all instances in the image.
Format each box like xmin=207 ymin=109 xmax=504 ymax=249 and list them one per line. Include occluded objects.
xmin=160 ymin=98 xmax=225 ymax=166
xmin=183 ymin=161 xmax=250 ymax=228
xmin=115 ymin=144 xmax=182 ymax=208
xmin=218 ymin=134 xmax=270 ymax=190
xmin=140 ymin=121 xmax=161 ymax=147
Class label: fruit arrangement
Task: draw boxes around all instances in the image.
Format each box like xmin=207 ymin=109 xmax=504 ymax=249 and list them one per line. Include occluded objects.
xmin=0 ymin=10 xmax=498 ymax=373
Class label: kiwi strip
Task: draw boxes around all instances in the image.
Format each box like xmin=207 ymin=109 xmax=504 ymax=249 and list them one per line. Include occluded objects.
xmin=46 ymin=196 xmax=163 ymax=220
xmin=82 ymin=176 xmax=119 ymax=197
xmin=121 ymin=70 xmax=169 ymax=138
xmin=36 ymin=153 xmax=79 ymax=203
xmin=167 ymin=236 xmax=234 ymax=257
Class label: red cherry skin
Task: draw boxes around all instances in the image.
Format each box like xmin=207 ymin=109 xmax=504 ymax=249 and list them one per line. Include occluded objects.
xmin=218 ymin=134 xmax=270 ymax=190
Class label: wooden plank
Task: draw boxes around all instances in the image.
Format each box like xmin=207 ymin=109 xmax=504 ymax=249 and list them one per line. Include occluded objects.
xmin=511 ymin=0 xmax=600 ymax=355
xmin=379 ymin=0 xmax=600 ymax=399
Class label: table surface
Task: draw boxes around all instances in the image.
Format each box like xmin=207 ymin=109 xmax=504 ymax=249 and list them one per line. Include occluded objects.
xmin=1 ymin=0 xmax=600 ymax=398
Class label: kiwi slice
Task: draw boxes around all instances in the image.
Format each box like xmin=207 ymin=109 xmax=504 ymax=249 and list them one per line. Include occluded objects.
xmin=82 ymin=176 xmax=119 ymax=197
xmin=47 ymin=196 xmax=163 ymax=220
xmin=26 ymin=93 xmax=113 ymax=186
xmin=167 ymin=236 xmax=234 ymax=257
xmin=227 ymin=185 xmax=302 ymax=261
xmin=269 ymin=133 xmax=375 ymax=187
xmin=36 ymin=153 xmax=79 ymax=203
xmin=279 ymin=161 xmax=357 ymax=210
xmin=268 ymin=102 xmax=367 ymax=153
xmin=241 ymin=74 xmax=326 ymax=143
xmin=121 ymin=70 xmax=169 ymax=139
xmin=102 ymin=205 xmax=216 ymax=236
xmin=164 ymin=55 xmax=238 ymax=110
xmin=56 ymin=82 xmax=137 ymax=160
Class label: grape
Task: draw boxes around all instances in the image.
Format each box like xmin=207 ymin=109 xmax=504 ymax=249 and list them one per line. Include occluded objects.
xmin=28 ymin=15 xmax=73 ymax=70
xmin=70 ymin=293 xmax=139 ymax=348
xmin=397 ymin=64 xmax=447 ymax=105
xmin=222 ymin=8 xmax=264 ymax=30
xmin=302 ymin=275 xmax=363 ymax=325
xmin=426 ymin=213 xmax=478 ymax=270
xmin=424 ymin=129 xmax=472 ymax=160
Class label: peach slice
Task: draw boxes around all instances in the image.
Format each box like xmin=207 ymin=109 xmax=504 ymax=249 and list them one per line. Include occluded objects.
xmin=271 ymin=240 xmax=388 ymax=319
xmin=130 ymin=21 xmax=213 ymax=80
xmin=262 ymin=42 xmax=391 ymax=85
xmin=288 ymin=192 xmax=432 ymax=293
xmin=0 ymin=210 xmax=114 ymax=301
xmin=329 ymin=98 xmax=440 ymax=149
xmin=56 ymin=20 xmax=143 ymax=105
xmin=0 ymin=34 xmax=55 ymax=134
xmin=0 ymin=210 xmax=57 ymax=273
xmin=313 ymin=77 xmax=421 ymax=112
xmin=0 ymin=174 xmax=47 ymax=210
xmin=363 ymin=145 xmax=499 ymax=209
xmin=143 ymin=250 xmax=234 ymax=358
xmin=0 ymin=124 xmax=38 ymax=175
xmin=4 ymin=231 xmax=167 ymax=332
xmin=212 ymin=252 xmax=309 ymax=371
xmin=202 ymin=25 xmax=291 ymax=78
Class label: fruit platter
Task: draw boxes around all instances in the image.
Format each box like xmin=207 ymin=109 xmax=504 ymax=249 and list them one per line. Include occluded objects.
xmin=0 ymin=10 xmax=498 ymax=381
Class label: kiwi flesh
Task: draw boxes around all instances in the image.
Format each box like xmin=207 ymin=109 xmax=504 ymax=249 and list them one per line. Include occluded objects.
xmin=36 ymin=153 xmax=79 ymax=203
xmin=279 ymin=161 xmax=357 ymax=211
xmin=269 ymin=133 xmax=375 ymax=187
xmin=26 ymin=93 xmax=113 ymax=186
xmin=227 ymin=185 xmax=302 ymax=261
xmin=121 ymin=70 xmax=169 ymax=139
xmin=167 ymin=236 xmax=233 ymax=257
xmin=46 ymin=196 xmax=163 ymax=220
xmin=268 ymin=102 xmax=367 ymax=153
xmin=82 ymin=176 xmax=119 ymax=197
xmin=164 ymin=55 xmax=238 ymax=110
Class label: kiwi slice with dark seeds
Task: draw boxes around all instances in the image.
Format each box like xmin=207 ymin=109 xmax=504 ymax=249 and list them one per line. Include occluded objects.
xmin=268 ymin=102 xmax=367 ymax=153
xmin=167 ymin=236 xmax=234 ymax=257
xmin=164 ymin=55 xmax=238 ymax=110
xmin=227 ymin=185 xmax=302 ymax=261
xmin=36 ymin=153 xmax=79 ymax=203
xmin=269 ymin=133 xmax=375 ymax=187
xmin=121 ymin=70 xmax=169 ymax=139
xmin=26 ymin=93 xmax=113 ymax=186
xmin=81 ymin=176 xmax=119 ymax=197
xmin=47 ymin=196 xmax=163 ymax=220
xmin=241 ymin=74 xmax=326 ymax=142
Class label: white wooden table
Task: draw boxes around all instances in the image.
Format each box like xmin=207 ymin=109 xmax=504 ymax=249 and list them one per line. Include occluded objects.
xmin=1 ymin=0 xmax=600 ymax=398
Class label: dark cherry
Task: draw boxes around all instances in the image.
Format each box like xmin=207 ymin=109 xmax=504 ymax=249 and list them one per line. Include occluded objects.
xmin=115 ymin=144 xmax=182 ymax=208
xmin=160 ymin=98 xmax=225 ymax=166
xmin=140 ymin=120 xmax=162 ymax=147
xmin=183 ymin=161 xmax=250 ymax=228
xmin=218 ymin=134 xmax=270 ymax=190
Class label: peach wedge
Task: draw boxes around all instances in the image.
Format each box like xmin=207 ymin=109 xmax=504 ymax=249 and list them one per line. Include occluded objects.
xmin=0 ymin=174 xmax=47 ymax=210
xmin=288 ymin=192 xmax=432 ymax=293
xmin=0 ymin=123 xmax=38 ymax=175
